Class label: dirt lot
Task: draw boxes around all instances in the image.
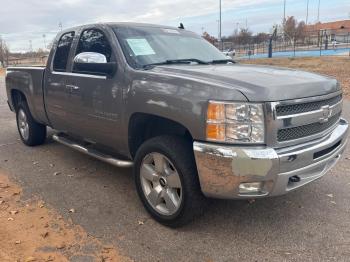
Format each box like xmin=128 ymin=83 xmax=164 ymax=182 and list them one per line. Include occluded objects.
xmin=0 ymin=170 xmax=130 ymax=262
xmin=241 ymin=56 xmax=350 ymax=99
xmin=0 ymin=69 xmax=4 ymax=76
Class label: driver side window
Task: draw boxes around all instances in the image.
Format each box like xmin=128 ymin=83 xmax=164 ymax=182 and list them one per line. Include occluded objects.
xmin=75 ymin=29 xmax=112 ymax=62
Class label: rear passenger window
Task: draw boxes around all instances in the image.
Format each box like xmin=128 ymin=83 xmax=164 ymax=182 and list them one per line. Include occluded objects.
xmin=75 ymin=29 xmax=112 ymax=62
xmin=53 ymin=32 xmax=75 ymax=71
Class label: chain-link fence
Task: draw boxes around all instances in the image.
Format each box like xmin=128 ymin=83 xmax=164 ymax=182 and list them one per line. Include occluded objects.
xmin=5 ymin=29 xmax=350 ymax=66
xmin=218 ymin=30 xmax=350 ymax=59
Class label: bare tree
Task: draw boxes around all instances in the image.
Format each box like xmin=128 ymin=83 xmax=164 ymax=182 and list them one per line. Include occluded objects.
xmin=296 ymin=21 xmax=306 ymax=42
xmin=283 ymin=16 xmax=306 ymax=43
xmin=0 ymin=36 xmax=10 ymax=67
xmin=236 ymin=28 xmax=253 ymax=45
xmin=202 ymin=32 xmax=218 ymax=45
xmin=255 ymin=33 xmax=270 ymax=44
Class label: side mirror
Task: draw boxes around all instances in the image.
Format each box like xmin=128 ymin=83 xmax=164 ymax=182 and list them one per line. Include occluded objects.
xmin=74 ymin=52 xmax=107 ymax=64
xmin=73 ymin=52 xmax=116 ymax=77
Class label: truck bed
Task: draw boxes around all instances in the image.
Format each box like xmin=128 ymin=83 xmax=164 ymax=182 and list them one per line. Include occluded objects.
xmin=5 ymin=66 xmax=49 ymax=125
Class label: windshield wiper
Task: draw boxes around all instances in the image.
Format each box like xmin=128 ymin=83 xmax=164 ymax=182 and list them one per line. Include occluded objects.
xmin=210 ymin=59 xmax=236 ymax=64
xmin=143 ymin=58 xmax=209 ymax=69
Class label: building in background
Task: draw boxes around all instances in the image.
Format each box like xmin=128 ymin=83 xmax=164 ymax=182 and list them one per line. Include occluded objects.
xmin=307 ymin=20 xmax=350 ymax=43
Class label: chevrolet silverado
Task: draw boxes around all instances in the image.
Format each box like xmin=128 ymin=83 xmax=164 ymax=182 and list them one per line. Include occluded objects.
xmin=5 ymin=23 xmax=348 ymax=227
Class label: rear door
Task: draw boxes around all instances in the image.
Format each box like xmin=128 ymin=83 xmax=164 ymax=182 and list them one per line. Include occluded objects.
xmin=44 ymin=31 xmax=76 ymax=131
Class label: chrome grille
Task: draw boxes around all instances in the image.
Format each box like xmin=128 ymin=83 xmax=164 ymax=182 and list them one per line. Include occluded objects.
xmin=277 ymin=112 xmax=341 ymax=142
xmin=266 ymin=92 xmax=343 ymax=147
xmin=276 ymin=94 xmax=342 ymax=116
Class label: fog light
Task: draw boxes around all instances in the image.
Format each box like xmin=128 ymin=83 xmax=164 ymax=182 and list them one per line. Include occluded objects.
xmin=239 ymin=182 xmax=263 ymax=194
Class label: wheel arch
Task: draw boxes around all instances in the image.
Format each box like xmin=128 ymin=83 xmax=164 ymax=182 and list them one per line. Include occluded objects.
xmin=128 ymin=113 xmax=194 ymax=159
xmin=10 ymin=89 xmax=27 ymax=112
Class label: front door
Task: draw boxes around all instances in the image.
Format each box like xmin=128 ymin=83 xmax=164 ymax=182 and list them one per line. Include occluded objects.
xmin=62 ymin=27 xmax=124 ymax=149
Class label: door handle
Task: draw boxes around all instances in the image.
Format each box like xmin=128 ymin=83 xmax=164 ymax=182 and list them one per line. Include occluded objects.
xmin=66 ymin=84 xmax=80 ymax=91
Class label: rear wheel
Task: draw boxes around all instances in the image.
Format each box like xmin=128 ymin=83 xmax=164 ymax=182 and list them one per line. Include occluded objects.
xmin=134 ymin=135 xmax=206 ymax=227
xmin=16 ymin=100 xmax=46 ymax=146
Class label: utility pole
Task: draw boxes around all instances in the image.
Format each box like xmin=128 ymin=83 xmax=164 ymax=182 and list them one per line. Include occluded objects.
xmin=282 ymin=0 xmax=287 ymax=43
xmin=216 ymin=20 xmax=220 ymax=39
xmin=42 ymin=34 xmax=46 ymax=50
xmin=29 ymin=40 xmax=33 ymax=53
xmin=317 ymin=0 xmax=321 ymax=22
xmin=29 ymin=40 xmax=33 ymax=60
xmin=306 ymin=0 xmax=309 ymax=25
xmin=219 ymin=0 xmax=222 ymax=51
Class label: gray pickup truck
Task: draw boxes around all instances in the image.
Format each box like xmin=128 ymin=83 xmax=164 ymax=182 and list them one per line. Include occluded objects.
xmin=5 ymin=23 xmax=349 ymax=227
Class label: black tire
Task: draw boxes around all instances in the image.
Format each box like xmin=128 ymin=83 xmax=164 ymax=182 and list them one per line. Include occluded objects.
xmin=134 ymin=135 xmax=206 ymax=227
xmin=16 ymin=100 xmax=46 ymax=146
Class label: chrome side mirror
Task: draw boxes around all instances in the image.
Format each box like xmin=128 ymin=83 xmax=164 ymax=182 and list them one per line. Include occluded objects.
xmin=73 ymin=52 xmax=107 ymax=64
xmin=73 ymin=52 xmax=116 ymax=77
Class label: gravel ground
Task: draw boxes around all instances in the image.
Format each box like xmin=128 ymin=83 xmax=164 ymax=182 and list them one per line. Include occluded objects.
xmin=0 ymin=72 xmax=350 ymax=261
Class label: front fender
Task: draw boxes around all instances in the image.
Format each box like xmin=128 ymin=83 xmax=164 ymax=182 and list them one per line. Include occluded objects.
xmin=124 ymin=71 xmax=248 ymax=140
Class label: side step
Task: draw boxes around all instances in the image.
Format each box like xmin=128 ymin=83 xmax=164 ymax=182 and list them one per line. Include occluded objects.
xmin=52 ymin=134 xmax=133 ymax=168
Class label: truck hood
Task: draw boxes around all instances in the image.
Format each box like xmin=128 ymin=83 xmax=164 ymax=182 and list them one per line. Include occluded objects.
xmin=151 ymin=64 xmax=339 ymax=102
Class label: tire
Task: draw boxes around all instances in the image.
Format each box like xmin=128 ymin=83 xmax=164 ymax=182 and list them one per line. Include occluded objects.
xmin=134 ymin=135 xmax=206 ymax=227
xmin=16 ymin=100 xmax=46 ymax=146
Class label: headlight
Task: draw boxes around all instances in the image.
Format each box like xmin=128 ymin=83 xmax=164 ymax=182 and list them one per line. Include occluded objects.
xmin=206 ymin=101 xmax=265 ymax=143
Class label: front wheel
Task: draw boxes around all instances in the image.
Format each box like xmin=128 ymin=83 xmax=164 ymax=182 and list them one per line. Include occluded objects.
xmin=134 ymin=135 xmax=206 ymax=227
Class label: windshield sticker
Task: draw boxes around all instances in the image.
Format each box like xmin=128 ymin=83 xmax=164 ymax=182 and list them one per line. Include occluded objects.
xmin=126 ymin=38 xmax=156 ymax=56
xmin=162 ymin=28 xmax=180 ymax=34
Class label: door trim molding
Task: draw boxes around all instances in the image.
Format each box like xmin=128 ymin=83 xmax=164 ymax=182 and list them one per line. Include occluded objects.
xmin=52 ymin=71 xmax=107 ymax=80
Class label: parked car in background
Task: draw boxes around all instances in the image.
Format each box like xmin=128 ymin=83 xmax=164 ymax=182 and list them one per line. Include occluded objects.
xmin=223 ymin=48 xmax=236 ymax=57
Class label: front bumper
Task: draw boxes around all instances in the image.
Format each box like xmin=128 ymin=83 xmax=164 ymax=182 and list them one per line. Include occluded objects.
xmin=193 ymin=118 xmax=349 ymax=199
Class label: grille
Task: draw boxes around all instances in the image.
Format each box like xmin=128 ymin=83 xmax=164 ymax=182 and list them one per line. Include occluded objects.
xmin=276 ymin=94 xmax=342 ymax=116
xmin=277 ymin=113 xmax=341 ymax=142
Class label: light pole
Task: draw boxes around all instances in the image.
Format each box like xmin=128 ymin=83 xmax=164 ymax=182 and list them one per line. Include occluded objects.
xmin=216 ymin=20 xmax=220 ymax=39
xmin=42 ymin=34 xmax=46 ymax=50
xmin=283 ymin=0 xmax=286 ymax=23
xmin=29 ymin=40 xmax=33 ymax=53
xmin=306 ymin=0 xmax=309 ymax=25
xmin=219 ymin=0 xmax=222 ymax=51
xmin=317 ymin=0 xmax=321 ymax=22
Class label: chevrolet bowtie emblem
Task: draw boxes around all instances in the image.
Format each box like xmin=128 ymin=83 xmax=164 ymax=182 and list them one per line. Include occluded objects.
xmin=319 ymin=105 xmax=332 ymax=123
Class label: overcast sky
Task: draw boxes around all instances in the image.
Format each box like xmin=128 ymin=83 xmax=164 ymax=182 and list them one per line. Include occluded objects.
xmin=0 ymin=0 xmax=349 ymax=52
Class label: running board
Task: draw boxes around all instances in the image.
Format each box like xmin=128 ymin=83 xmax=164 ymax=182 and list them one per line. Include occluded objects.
xmin=52 ymin=134 xmax=133 ymax=168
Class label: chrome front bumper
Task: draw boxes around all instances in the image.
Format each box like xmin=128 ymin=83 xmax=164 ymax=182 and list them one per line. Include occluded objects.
xmin=193 ymin=118 xmax=349 ymax=199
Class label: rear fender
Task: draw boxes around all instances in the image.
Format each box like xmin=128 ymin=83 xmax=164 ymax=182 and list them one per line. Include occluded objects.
xmin=6 ymin=68 xmax=48 ymax=124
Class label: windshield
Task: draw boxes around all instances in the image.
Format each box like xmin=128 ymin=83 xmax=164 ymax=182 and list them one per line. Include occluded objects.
xmin=113 ymin=26 xmax=228 ymax=68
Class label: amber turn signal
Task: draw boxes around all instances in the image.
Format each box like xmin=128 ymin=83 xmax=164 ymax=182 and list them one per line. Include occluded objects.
xmin=206 ymin=123 xmax=225 ymax=141
xmin=207 ymin=102 xmax=225 ymax=122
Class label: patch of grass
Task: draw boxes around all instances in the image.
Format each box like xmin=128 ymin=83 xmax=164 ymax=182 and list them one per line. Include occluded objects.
xmin=241 ymin=56 xmax=350 ymax=99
